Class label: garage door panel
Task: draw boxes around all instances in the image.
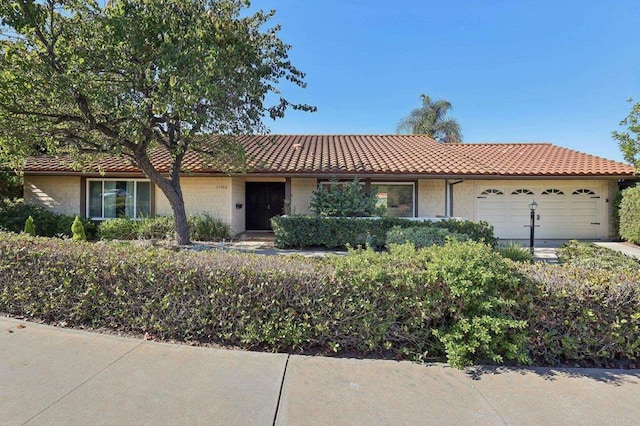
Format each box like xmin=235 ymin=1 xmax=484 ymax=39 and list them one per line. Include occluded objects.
xmin=477 ymin=186 xmax=602 ymax=240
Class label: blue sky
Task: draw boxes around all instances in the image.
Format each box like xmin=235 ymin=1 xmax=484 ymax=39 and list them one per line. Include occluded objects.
xmin=249 ymin=0 xmax=640 ymax=163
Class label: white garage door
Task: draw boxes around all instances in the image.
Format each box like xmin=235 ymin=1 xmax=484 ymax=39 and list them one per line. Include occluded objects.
xmin=477 ymin=186 xmax=602 ymax=240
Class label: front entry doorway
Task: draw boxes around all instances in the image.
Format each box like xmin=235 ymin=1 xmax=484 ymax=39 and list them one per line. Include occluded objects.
xmin=245 ymin=182 xmax=285 ymax=230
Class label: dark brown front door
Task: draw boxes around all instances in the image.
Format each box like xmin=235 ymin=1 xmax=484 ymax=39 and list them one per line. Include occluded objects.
xmin=245 ymin=182 xmax=285 ymax=230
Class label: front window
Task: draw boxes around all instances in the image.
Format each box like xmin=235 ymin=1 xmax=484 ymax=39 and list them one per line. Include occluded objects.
xmin=87 ymin=180 xmax=151 ymax=219
xmin=371 ymin=183 xmax=415 ymax=217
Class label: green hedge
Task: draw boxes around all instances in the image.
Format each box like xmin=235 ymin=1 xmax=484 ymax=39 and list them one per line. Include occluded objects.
xmin=0 ymin=233 xmax=524 ymax=368
xmin=385 ymin=226 xmax=468 ymax=248
xmin=518 ymin=262 xmax=640 ymax=367
xmin=619 ymin=186 xmax=640 ymax=244
xmin=271 ymin=216 xmax=497 ymax=249
xmin=2 ymin=233 xmax=637 ymax=368
xmin=97 ymin=214 xmax=230 ymax=241
xmin=0 ymin=202 xmax=96 ymax=240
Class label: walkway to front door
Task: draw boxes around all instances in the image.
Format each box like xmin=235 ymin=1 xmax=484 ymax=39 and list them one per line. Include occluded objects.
xmin=245 ymin=182 xmax=285 ymax=230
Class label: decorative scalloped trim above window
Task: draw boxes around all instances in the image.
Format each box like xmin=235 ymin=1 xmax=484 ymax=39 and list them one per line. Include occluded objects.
xmin=572 ymin=188 xmax=596 ymax=195
xmin=480 ymin=189 xmax=504 ymax=195
xmin=511 ymin=188 xmax=534 ymax=195
xmin=541 ymin=188 xmax=565 ymax=195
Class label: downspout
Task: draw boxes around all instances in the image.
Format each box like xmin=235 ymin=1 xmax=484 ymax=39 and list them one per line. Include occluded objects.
xmin=446 ymin=179 xmax=465 ymax=217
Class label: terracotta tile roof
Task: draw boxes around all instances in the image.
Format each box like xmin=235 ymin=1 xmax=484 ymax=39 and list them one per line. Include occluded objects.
xmin=24 ymin=135 xmax=636 ymax=177
xmin=450 ymin=143 xmax=635 ymax=176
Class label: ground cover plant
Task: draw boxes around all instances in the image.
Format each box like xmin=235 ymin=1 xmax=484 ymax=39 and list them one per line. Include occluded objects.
xmin=557 ymin=240 xmax=640 ymax=271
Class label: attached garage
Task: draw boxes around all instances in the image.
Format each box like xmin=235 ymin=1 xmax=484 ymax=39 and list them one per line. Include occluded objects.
xmin=477 ymin=184 xmax=604 ymax=240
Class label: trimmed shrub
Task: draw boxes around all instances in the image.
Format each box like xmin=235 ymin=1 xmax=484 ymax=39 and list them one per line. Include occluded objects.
xmin=0 ymin=233 xmax=526 ymax=368
xmin=188 ymin=213 xmax=231 ymax=241
xmin=97 ymin=218 xmax=138 ymax=240
xmin=97 ymin=214 xmax=231 ymax=241
xmin=24 ymin=215 xmax=36 ymax=236
xmin=330 ymin=241 xmax=529 ymax=367
xmin=136 ymin=216 xmax=175 ymax=240
xmin=619 ymin=185 xmax=640 ymax=244
xmin=0 ymin=201 xmax=96 ymax=239
xmin=272 ymin=216 xmax=416 ymax=249
xmin=3 ymin=232 xmax=638 ymax=368
xmin=272 ymin=216 xmax=497 ymax=250
xmin=433 ymin=219 xmax=498 ymax=248
xmin=518 ymin=262 xmax=640 ymax=367
xmin=310 ymin=178 xmax=385 ymax=217
xmin=557 ymin=240 xmax=640 ymax=271
xmin=498 ymin=241 xmax=533 ymax=263
xmin=71 ymin=215 xmax=86 ymax=241
xmin=385 ymin=226 xmax=468 ymax=249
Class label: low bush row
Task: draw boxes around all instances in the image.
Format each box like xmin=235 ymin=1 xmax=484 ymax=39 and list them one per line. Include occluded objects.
xmin=2 ymin=233 xmax=637 ymax=368
xmin=0 ymin=201 xmax=97 ymax=240
xmin=519 ymin=262 xmax=640 ymax=367
xmin=271 ymin=216 xmax=497 ymax=249
xmin=0 ymin=233 xmax=523 ymax=367
xmin=557 ymin=240 xmax=640 ymax=271
xmin=385 ymin=226 xmax=468 ymax=248
xmin=97 ymin=213 xmax=230 ymax=241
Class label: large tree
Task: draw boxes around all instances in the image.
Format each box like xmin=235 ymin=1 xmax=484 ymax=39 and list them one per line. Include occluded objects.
xmin=0 ymin=0 xmax=314 ymax=244
xmin=613 ymin=99 xmax=640 ymax=171
xmin=397 ymin=94 xmax=462 ymax=143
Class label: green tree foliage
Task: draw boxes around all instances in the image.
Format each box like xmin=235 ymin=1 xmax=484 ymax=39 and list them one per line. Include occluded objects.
xmin=0 ymin=0 xmax=314 ymax=245
xmin=397 ymin=94 xmax=462 ymax=143
xmin=310 ymin=179 xmax=385 ymax=217
xmin=619 ymin=185 xmax=640 ymax=244
xmin=612 ymin=99 xmax=640 ymax=170
xmin=71 ymin=215 xmax=86 ymax=241
xmin=0 ymin=169 xmax=22 ymax=203
xmin=23 ymin=215 xmax=35 ymax=236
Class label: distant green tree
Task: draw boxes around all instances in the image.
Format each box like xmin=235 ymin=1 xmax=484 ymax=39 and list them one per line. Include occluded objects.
xmin=613 ymin=99 xmax=640 ymax=170
xmin=397 ymin=94 xmax=462 ymax=143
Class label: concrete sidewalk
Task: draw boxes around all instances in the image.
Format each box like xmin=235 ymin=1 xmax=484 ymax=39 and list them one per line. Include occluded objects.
xmin=2 ymin=316 xmax=639 ymax=425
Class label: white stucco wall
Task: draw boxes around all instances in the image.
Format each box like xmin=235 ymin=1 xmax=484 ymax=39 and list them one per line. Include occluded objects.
xmin=417 ymin=179 xmax=446 ymax=217
xmin=230 ymin=177 xmax=245 ymax=235
xmin=155 ymin=177 xmax=233 ymax=226
xmin=451 ymin=180 xmax=477 ymax=219
xmin=24 ymin=175 xmax=81 ymax=216
xmin=291 ymin=178 xmax=316 ymax=215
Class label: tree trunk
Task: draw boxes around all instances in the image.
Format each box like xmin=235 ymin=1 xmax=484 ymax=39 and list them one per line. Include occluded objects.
xmin=133 ymin=152 xmax=191 ymax=245
xmin=161 ymin=179 xmax=191 ymax=245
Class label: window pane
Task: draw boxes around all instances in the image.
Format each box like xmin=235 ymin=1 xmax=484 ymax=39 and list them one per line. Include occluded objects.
xmin=103 ymin=181 xmax=117 ymax=218
xmin=372 ymin=184 xmax=414 ymax=217
xmin=89 ymin=181 xmax=102 ymax=218
xmin=136 ymin=182 xmax=151 ymax=218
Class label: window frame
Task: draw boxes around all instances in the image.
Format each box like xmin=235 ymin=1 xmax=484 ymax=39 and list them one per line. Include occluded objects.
xmin=86 ymin=178 xmax=151 ymax=220
xmin=370 ymin=181 xmax=416 ymax=218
